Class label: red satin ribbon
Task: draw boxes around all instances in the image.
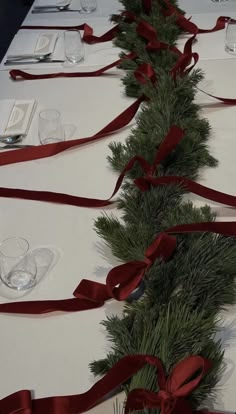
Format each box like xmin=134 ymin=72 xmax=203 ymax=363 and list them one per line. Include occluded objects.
xmin=0 ymin=354 xmax=210 ymax=414
xmin=162 ymin=0 xmax=230 ymax=34
xmin=125 ymin=355 xmax=211 ymax=414
xmin=0 ymin=92 xmax=143 ymax=168
xmin=0 ymin=124 xmax=182 ymax=209
xmin=21 ymin=23 xmax=119 ymax=44
xmin=0 ymin=220 xmax=236 ymax=315
xmin=135 ymin=174 xmax=236 ymax=209
xmin=135 ymin=19 xmax=236 ymax=104
xmin=10 ymin=51 xmax=137 ymax=81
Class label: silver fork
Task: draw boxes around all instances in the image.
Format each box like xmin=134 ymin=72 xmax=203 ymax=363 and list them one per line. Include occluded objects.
xmin=4 ymin=58 xmax=65 ymax=66
xmin=0 ymin=144 xmax=34 ymax=149
xmin=32 ymin=4 xmax=81 ymax=13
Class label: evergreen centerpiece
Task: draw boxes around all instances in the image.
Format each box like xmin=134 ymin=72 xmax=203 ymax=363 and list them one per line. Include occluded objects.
xmin=90 ymin=0 xmax=236 ymax=411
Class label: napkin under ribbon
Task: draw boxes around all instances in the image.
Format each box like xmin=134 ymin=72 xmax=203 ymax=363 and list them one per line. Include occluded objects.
xmin=0 ymin=354 xmax=212 ymax=414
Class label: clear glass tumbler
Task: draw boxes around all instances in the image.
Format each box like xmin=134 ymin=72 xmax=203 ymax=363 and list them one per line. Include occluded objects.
xmin=64 ymin=30 xmax=84 ymax=63
xmin=0 ymin=237 xmax=37 ymax=290
xmin=80 ymin=0 xmax=97 ymax=13
xmin=225 ymin=19 xmax=236 ymax=54
xmin=39 ymin=109 xmax=64 ymax=145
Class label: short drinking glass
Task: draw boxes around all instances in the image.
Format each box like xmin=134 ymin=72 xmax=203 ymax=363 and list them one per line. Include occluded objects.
xmin=39 ymin=109 xmax=64 ymax=145
xmin=64 ymin=30 xmax=84 ymax=63
xmin=0 ymin=237 xmax=37 ymax=290
xmin=80 ymin=0 xmax=97 ymax=13
xmin=225 ymin=19 xmax=236 ymax=54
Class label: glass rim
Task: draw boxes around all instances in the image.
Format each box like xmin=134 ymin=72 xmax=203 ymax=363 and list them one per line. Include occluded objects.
xmin=39 ymin=109 xmax=61 ymax=121
xmin=0 ymin=237 xmax=29 ymax=258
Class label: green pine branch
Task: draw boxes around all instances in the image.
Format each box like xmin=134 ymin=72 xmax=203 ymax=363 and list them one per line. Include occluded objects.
xmin=90 ymin=0 xmax=235 ymax=412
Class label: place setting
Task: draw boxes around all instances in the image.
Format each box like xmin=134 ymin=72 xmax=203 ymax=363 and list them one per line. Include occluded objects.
xmin=1 ymin=30 xmax=71 ymax=69
xmin=1 ymin=23 xmax=121 ymax=70
xmin=31 ymin=0 xmax=97 ymax=14
xmin=0 ymin=99 xmax=76 ymax=149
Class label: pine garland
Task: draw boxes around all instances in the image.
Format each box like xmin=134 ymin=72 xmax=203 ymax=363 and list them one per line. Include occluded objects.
xmin=91 ymin=0 xmax=236 ymax=411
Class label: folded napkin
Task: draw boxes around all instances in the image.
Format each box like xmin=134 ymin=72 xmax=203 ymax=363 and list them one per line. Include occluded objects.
xmin=34 ymin=0 xmax=71 ymax=6
xmin=7 ymin=32 xmax=58 ymax=59
xmin=0 ymin=100 xmax=36 ymax=137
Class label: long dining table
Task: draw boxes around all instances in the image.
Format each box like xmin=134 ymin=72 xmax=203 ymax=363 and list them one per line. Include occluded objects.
xmin=1 ymin=0 xmax=236 ymax=412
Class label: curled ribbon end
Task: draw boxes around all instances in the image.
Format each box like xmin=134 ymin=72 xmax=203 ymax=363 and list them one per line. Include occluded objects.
xmin=9 ymin=70 xmax=24 ymax=81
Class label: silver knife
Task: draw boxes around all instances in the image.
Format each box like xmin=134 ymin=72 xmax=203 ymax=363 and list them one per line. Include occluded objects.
xmin=4 ymin=59 xmax=65 ymax=65
xmin=32 ymin=8 xmax=81 ymax=13
xmin=0 ymin=144 xmax=34 ymax=149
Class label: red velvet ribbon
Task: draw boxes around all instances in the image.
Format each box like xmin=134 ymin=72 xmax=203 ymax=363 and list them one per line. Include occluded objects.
xmin=0 ymin=354 xmax=210 ymax=414
xmin=10 ymin=51 xmax=137 ymax=81
xmin=0 ymin=220 xmax=236 ymax=315
xmin=0 ymin=124 xmax=182 ymax=209
xmin=136 ymin=20 xmax=182 ymax=56
xmin=0 ymin=91 xmax=142 ymax=168
xmin=142 ymin=0 xmax=152 ymax=14
xmin=21 ymin=22 xmax=119 ymax=44
xmin=135 ymin=174 xmax=236 ymax=210
xmin=162 ymin=0 xmax=230 ymax=35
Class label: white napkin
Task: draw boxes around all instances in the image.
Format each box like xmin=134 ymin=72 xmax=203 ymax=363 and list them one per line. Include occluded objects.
xmin=7 ymin=32 xmax=58 ymax=59
xmin=34 ymin=0 xmax=71 ymax=7
xmin=0 ymin=100 xmax=36 ymax=137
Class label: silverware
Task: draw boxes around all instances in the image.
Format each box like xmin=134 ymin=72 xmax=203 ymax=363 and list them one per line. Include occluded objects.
xmin=33 ymin=4 xmax=70 ymax=9
xmin=0 ymin=144 xmax=34 ymax=149
xmin=5 ymin=52 xmax=51 ymax=61
xmin=5 ymin=58 xmax=65 ymax=66
xmin=32 ymin=4 xmax=81 ymax=13
xmin=0 ymin=134 xmax=24 ymax=144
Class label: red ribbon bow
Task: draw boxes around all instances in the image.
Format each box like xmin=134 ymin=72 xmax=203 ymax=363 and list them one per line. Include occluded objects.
xmin=0 ymin=354 xmax=210 ymax=414
xmin=76 ymin=231 xmax=177 ymax=302
xmin=125 ymin=355 xmax=211 ymax=414
xmin=0 ymin=221 xmax=236 ymax=315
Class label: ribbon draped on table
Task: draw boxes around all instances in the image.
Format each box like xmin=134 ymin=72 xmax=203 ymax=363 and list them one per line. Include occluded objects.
xmin=9 ymin=4 xmax=231 ymax=83
xmin=0 ymin=220 xmax=236 ymax=315
xmin=3 ymin=119 xmax=236 ymax=211
xmin=142 ymin=0 xmax=230 ymax=34
xmin=0 ymin=354 xmax=211 ymax=414
xmin=0 ymin=91 xmax=143 ymax=168
xmin=21 ymin=22 xmax=119 ymax=44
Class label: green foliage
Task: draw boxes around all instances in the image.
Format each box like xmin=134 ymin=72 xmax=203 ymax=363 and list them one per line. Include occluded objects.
xmin=91 ymin=0 xmax=236 ymax=412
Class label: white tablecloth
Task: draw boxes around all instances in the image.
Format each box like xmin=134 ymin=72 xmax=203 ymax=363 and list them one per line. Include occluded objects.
xmin=1 ymin=0 xmax=236 ymax=412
